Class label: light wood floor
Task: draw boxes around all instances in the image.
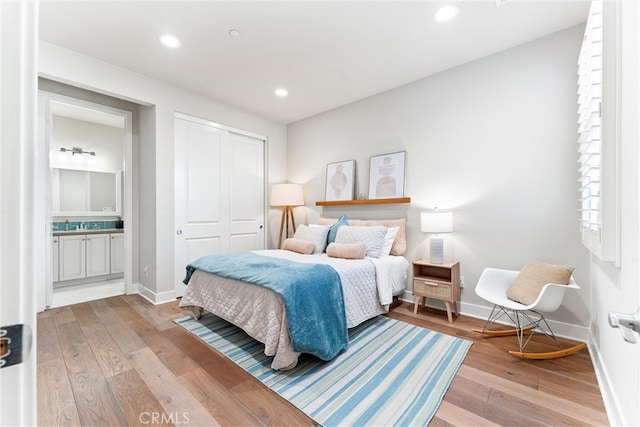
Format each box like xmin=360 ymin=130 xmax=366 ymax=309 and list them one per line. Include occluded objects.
xmin=38 ymin=294 xmax=609 ymax=426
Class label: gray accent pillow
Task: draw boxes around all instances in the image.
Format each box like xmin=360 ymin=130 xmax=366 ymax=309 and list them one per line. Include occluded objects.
xmin=334 ymin=225 xmax=387 ymax=258
xmin=292 ymin=224 xmax=329 ymax=254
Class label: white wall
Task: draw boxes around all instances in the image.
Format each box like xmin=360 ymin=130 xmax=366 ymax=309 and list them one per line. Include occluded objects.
xmin=50 ymin=116 xmax=124 ymax=219
xmin=288 ymin=26 xmax=590 ymax=331
xmin=588 ymin=2 xmax=640 ymax=426
xmin=39 ymin=41 xmax=288 ymax=302
xmin=50 ymin=116 xmax=124 ymax=172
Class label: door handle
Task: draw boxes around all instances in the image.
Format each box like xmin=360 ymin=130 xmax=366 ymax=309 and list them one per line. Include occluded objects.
xmin=1 ymin=324 xmax=32 ymax=368
xmin=176 ymin=229 xmax=183 ymax=236
xmin=608 ymin=311 xmax=640 ymax=344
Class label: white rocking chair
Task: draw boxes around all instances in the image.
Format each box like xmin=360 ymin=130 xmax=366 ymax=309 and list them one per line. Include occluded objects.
xmin=472 ymin=267 xmax=586 ymax=359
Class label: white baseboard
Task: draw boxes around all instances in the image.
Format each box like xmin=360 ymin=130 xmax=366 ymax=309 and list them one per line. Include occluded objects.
xmin=135 ymin=282 xmax=176 ymax=305
xmin=588 ymin=336 xmax=621 ymax=427
xmin=400 ymin=292 xmax=615 ymax=423
xmin=399 ymin=291 xmax=590 ymax=342
xmin=460 ymin=301 xmax=592 ymax=342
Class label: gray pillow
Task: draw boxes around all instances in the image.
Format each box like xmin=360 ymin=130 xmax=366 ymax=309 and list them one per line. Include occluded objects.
xmin=292 ymin=224 xmax=329 ymax=254
xmin=334 ymin=225 xmax=387 ymax=258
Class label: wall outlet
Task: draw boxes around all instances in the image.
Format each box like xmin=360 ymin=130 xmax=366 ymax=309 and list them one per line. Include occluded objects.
xmin=143 ymin=266 xmax=148 ymax=276
xmin=459 ymin=276 xmax=465 ymax=288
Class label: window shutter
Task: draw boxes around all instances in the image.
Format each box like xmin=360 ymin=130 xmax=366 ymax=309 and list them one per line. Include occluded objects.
xmin=577 ymin=1 xmax=602 ymax=234
xmin=577 ymin=0 xmax=621 ymax=265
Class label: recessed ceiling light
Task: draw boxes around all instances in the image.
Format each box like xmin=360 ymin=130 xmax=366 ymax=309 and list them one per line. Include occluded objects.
xmin=229 ymin=29 xmax=241 ymax=38
xmin=159 ymin=34 xmax=181 ymax=48
xmin=433 ymin=5 xmax=459 ymax=23
xmin=275 ymin=88 xmax=288 ymax=97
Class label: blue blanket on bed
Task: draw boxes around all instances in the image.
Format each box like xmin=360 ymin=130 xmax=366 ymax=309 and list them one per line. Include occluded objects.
xmin=183 ymin=252 xmax=348 ymax=361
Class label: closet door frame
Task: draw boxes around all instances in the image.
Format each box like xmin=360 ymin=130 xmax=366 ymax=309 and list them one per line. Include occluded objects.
xmin=173 ymin=113 xmax=267 ymax=296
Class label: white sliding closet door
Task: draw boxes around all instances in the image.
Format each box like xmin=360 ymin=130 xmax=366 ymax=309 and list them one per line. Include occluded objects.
xmin=229 ymin=132 xmax=265 ymax=251
xmin=174 ymin=115 xmax=265 ymax=296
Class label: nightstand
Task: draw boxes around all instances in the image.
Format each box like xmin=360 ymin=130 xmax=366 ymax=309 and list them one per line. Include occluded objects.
xmin=412 ymin=259 xmax=460 ymax=323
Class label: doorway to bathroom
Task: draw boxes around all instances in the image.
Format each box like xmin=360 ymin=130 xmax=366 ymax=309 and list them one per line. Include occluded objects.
xmin=39 ymin=89 xmax=134 ymax=310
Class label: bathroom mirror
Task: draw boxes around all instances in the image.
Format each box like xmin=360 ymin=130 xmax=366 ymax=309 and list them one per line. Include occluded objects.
xmin=52 ymin=168 xmax=121 ymax=216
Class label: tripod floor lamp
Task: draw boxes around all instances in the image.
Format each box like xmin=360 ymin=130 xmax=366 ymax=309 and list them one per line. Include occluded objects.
xmin=271 ymin=183 xmax=305 ymax=248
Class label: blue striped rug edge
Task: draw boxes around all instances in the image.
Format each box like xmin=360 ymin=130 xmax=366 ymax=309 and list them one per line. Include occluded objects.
xmin=174 ymin=313 xmax=472 ymax=426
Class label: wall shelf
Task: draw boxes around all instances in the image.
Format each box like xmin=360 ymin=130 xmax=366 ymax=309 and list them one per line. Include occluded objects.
xmin=315 ymin=197 xmax=410 ymax=206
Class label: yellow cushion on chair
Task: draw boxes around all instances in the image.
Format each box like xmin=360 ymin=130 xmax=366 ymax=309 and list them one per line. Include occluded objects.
xmin=506 ymin=261 xmax=574 ymax=305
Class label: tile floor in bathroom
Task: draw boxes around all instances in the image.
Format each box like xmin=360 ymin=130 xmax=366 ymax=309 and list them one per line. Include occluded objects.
xmin=51 ymin=279 xmax=124 ymax=308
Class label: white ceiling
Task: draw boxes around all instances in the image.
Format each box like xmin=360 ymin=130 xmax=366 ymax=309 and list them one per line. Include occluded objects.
xmin=39 ymin=1 xmax=589 ymax=124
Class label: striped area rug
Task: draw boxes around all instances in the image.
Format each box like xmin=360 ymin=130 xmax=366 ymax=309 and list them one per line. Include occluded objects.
xmin=175 ymin=313 xmax=471 ymax=426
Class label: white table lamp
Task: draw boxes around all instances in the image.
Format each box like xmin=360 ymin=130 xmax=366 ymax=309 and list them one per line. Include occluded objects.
xmin=420 ymin=209 xmax=453 ymax=264
xmin=271 ymin=183 xmax=305 ymax=248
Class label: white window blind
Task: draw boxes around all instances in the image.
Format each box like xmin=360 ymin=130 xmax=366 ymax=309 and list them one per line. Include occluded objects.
xmin=577 ymin=1 xmax=602 ymax=233
xmin=577 ymin=1 xmax=620 ymax=265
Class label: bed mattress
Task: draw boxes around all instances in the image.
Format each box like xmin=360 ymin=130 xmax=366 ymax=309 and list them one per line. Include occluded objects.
xmin=180 ymin=250 xmax=408 ymax=369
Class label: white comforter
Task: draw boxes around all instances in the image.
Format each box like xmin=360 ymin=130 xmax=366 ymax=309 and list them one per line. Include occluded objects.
xmin=180 ymin=250 xmax=408 ymax=369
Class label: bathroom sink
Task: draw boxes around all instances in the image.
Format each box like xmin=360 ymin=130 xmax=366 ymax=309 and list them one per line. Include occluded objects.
xmin=53 ymin=228 xmax=121 ymax=235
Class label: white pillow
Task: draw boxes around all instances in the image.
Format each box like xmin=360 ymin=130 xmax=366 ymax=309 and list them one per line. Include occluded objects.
xmin=380 ymin=226 xmax=399 ymax=257
xmin=293 ymin=224 xmax=329 ymax=254
xmin=335 ymin=225 xmax=387 ymax=258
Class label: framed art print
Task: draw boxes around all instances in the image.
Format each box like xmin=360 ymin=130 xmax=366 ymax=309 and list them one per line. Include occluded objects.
xmin=325 ymin=160 xmax=355 ymax=201
xmin=368 ymin=151 xmax=406 ymax=199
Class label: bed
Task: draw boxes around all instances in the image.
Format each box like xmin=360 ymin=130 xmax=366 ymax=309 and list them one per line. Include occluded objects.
xmin=180 ymin=216 xmax=409 ymax=370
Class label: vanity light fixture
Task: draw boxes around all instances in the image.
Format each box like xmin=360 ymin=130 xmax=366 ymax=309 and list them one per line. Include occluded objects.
xmin=159 ymin=34 xmax=181 ymax=48
xmin=59 ymin=147 xmax=96 ymax=157
xmin=433 ymin=4 xmax=459 ymax=22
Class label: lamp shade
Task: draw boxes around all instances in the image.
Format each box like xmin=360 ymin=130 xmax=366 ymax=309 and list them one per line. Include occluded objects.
xmin=271 ymin=183 xmax=304 ymax=207
xmin=420 ymin=211 xmax=453 ymax=233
